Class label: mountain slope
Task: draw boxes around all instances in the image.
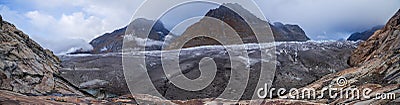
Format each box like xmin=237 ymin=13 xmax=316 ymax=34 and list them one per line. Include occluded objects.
xmin=293 ymin=9 xmax=400 ymax=104
xmin=89 ymin=18 xmax=169 ymax=53
xmin=89 ymin=3 xmax=309 ymax=52
xmin=347 ymin=25 xmax=384 ymax=41
xmin=0 ymin=15 xmax=83 ymax=96
xmin=271 ymin=22 xmax=310 ymax=41
xmin=168 ymin=3 xmax=309 ymax=49
xmin=204 ymin=3 xmax=310 ymax=42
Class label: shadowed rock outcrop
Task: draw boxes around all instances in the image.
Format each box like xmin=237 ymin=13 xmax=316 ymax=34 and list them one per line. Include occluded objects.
xmin=169 ymin=3 xmax=309 ymax=49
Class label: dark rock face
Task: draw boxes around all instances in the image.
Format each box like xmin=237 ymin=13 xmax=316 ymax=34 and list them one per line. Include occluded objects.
xmin=347 ymin=25 xmax=384 ymax=41
xmin=271 ymin=22 xmax=310 ymax=41
xmin=89 ymin=3 xmax=309 ymax=53
xmin=89 ymin=18 xmax=169 ymax=53
xmin=170 ymin=3 xmax=309 ymax=49
xmin=204 ymin=3 xmax=310 ymax=42
xmin=0 ymin=15 xmax=83 ymax=95
xmin=60 ymin=41 xmax=356 ymax=100
xmin=204 ymin=3 xmax=263 ymax=41
xmin=0 ymin=15 xmax=2 ymax=27
xmin=89 ymin=27 xmax=126 ymax=53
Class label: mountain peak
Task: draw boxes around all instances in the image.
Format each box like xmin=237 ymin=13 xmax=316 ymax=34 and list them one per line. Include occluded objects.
xmin=383 ymin=9 xmax=400 ymax=31
xmin=220 ymin=3 xmax=247 ymax=12
xmin=221 ymin=3 xmax=241 ymax=6
xmin=174 ymin=3 xmax=310 ymax=48
xmin=273 ymin=22 xmax=285 ymax=27
xmin=347 ymin=25 xmax=384 ymax=41
xmin=206 ymin=3 xmax=260 ymax=23
xmin=89 ymin=18 xmax=169 ymax=53
xmin=0 ymin=15 xmax=3 ymax=27
xmin=350 ymin=9 xmax=400 ymax=66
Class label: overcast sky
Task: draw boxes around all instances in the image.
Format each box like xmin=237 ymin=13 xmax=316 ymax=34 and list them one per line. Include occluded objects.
xmin=0 ymin=0 xmax=399 ymax=54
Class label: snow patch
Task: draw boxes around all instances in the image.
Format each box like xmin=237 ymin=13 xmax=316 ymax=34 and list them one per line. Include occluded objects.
xmin=100 ymin=47 xmax=108 ymax=52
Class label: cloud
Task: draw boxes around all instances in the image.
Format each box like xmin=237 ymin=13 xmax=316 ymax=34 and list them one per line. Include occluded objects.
xmin=33 ymin=36 xmax=93 ymax=55
xmin=0 ymin=5 xmax=29 ymax=31
xmin=21 ymin=0 xmax=141 ymax=40
xmin=23 ymin=11 xmax=103 ymax=53
xmin=25 ymin=11 xmax=56 ymax=28
xmin=256 ymin=0 xmax=400 ymax=40
xmin=0 ymin=0 xmax=143 ymax=53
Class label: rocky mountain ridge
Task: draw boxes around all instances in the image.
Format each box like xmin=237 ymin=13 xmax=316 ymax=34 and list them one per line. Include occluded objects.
xmin=0 ymin=15 xmax=84 ymax=96
xmin=288 ymin=9 xmax=400 ymax=104
xmin=272 ymin=22 xmax=310 ymax=41
xmin=347 ymin=25 xmax=384 ymax=41
xmin=89 ymin=18 xmax=170 ymax=53
xmin=88 ymin=3 xmax=310 ymax=53
xmin=205 ymin=3 xmax=310 ymax=42
xmin=169 ymin=3 xmax=310 ymax=49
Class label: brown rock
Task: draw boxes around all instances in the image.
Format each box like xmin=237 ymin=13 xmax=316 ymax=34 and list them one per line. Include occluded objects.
xmin=349 ymin=10 xmax=400 ymax=66
xmin=0 ymin=15 xmax=83 ymax=96
xmin=168 ymin=3 xmax=309 ymax=49
xmin=293 ymin=9 xmax=400 ymax=104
